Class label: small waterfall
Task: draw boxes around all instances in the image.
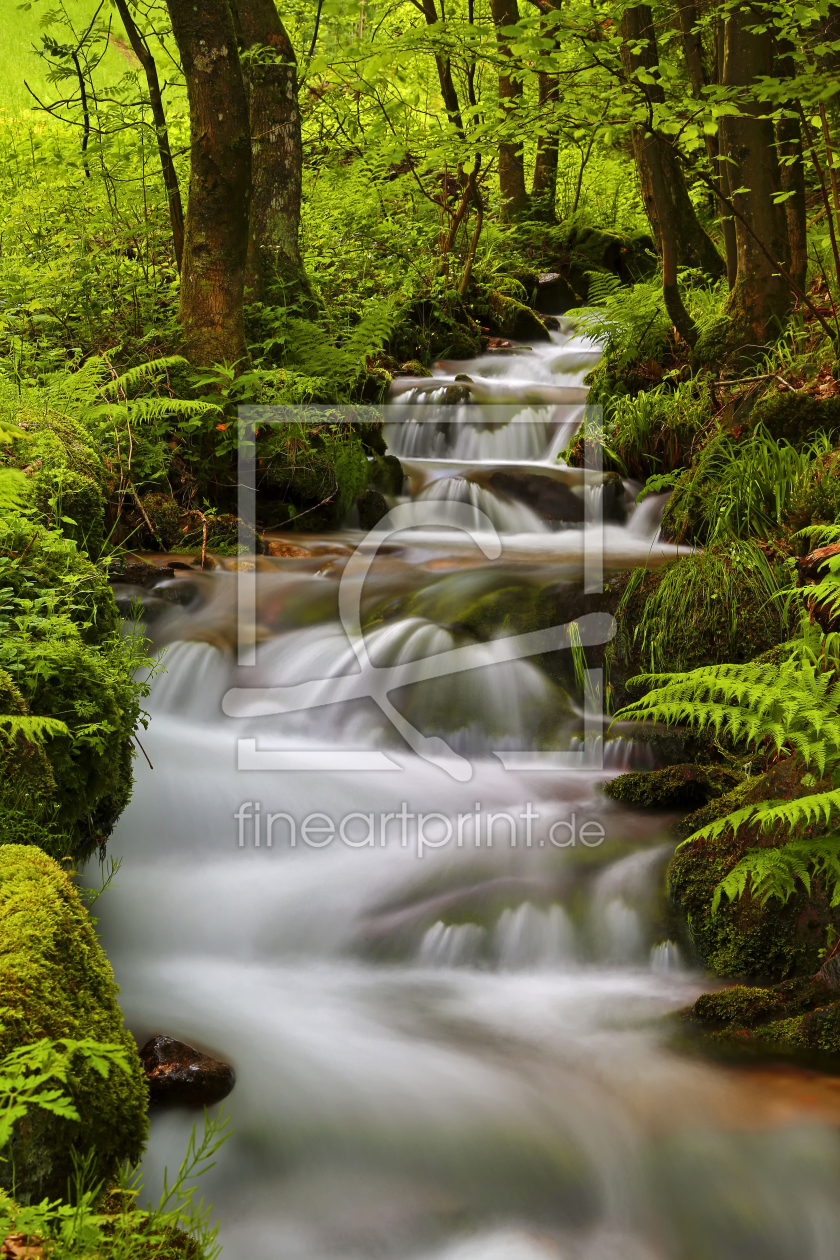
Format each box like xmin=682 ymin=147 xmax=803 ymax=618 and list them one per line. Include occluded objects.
xmin=418 ymin=921 xmax=486 ymax=968
xmin=418 ymin=476 xmax=548 ymax=534
xmin=384 ymin=404 xmax=567 ymax=462
xmin=650 ymin=940 xmax=685 ymax=973
xmin=494 ymin=903 xmax=576 ymax=970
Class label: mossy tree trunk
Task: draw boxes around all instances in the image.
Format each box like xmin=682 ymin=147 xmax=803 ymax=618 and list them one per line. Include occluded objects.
xmin=165 ymin=0 xmax=251 ymax=366
xmin=620 ymin=4 xmax=724 ymax=279
xmin=490 ymin=0 xmax=530 ymax=221
xmin=234 ymin=0 xmax=312 ymax=308
xmin=420 ymin=0 xmax=466 ymax=137
xmin=678 ymin=0 xmax=737 ymax=288
xmin=775 ymin=44 xmax=808 ymax=298
xmin=719 ymin=8 xmax=792 ymax=343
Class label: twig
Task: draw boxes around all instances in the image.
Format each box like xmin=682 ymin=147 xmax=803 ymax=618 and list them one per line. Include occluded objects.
xmin=133 ymin=735 xmax=153 ymax=770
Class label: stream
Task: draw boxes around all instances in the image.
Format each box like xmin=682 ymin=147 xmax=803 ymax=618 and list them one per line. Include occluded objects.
xmin=98 ymin=330 xmax=840 ymax=1260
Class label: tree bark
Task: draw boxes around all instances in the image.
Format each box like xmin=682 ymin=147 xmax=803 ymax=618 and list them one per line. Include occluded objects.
xmin=165 ymin=0 xmax=251 ymax=366
xmin=620 ymin=4 xmax=723 ymax=278
xmin=490 ymin=0 xmax=529 ymax=220
xmin=115 ymin=0 xmax=185 ymax=271
xmin=677 ymin=0 xmax=736 ymax=287
xmin=420 ymin=0 xmax=466 ymax=138
xmin=235 ymin=0 xmax=311 ymax=306
xmin=531 ymin=0 xmax=561 ymax=219
xmin=719 ymin=7 xmax=792 ymax=343
xmin=775 ymin=44 xmax=807 ymax=300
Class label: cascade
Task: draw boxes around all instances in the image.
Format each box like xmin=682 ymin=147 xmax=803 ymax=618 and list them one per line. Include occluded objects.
xmin=97 ymin=329 xmax=840 ymax=1260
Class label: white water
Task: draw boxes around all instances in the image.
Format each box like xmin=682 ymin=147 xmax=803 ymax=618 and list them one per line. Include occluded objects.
xmin=98 ymin=331 xmax=840 ymax=1260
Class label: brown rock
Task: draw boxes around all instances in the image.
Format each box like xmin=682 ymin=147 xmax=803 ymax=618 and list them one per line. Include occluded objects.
xmin=266 ymin=541 xmax=311 ymax=558
xmin=139 ymin=1036 xmax=235 ymax=1109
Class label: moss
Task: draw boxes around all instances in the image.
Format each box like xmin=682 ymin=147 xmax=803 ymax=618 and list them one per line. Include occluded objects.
xmin=751 ymin=392 xmax=840 ymax=446
xmin=32 ymin=468 xmax=106 ymax=557
xmin=486 ymin=291 xmax=550 ymax=343
xmin=258 ymin=427 xmax=370 ymax=530
xmin=142 ymin=492 xmax=182 ymax=550
xmin=691 ymin=985 xmax=787 ymax=1027
xmin=604 ymin=764 xmax=745 ymax=810
xmin=0 ymin=668 xmax=57 ymax=816
xmin=0 ymin=845 xmax=148 ymax=1204
xmin=784 ymin=449 xmax=840 ymax=532
xmin=669 ymin=761 xmax=840 ymax=980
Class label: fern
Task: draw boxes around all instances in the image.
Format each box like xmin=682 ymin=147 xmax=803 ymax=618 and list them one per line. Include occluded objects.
xmin=101 ymin=356 xmax=190 ymax=399
xmin=0 ymin=713 xmax=70 ymax=745
xmin=0 ymin=469 xmax=28 ymax=511
xmin=712 ymin=835 xmax=840 ymax=912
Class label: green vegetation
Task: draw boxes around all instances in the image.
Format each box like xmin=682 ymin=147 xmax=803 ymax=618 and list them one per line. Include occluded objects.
xmin=0 ymin=845 xmax=148 ymax=1205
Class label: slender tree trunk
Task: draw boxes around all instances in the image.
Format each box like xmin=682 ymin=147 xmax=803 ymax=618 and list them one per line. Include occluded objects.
xmin=532 ymin=68 xmax=559 ymax=219
xmin=115 ymin=0 xmax=184 ymax=271
xmin=234 ymin=0 xmax=311 ymax=306
xmin=678 ymin=0 xmax=736 ymax=287
xmin=421 ymin=0 xmax=466 ymax=137
xmin=490 ymin=0 xmax=529 ymax=220
xmin=620 ymin=4 xmax=723 ymax=277
xmin=775 ymin=44 xmax=807 ymax=299
xmin=719 ymin=7 xmax=792 ymax=343
xmin=165 ymin=0 xmax=251 ymax=365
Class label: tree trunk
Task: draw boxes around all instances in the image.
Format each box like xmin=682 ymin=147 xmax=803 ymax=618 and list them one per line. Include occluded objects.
xmin=165 ymin=0 xmax=251 ymax=366
xmin=775 ymin=44 xmax=807 ymax=299
xmin=114 ymin=0 xmax=185 ymax=271
xmin=532 ymin=69 xmax=558 ymax=219
xmin=720 ymin=8 xmax=792 ymax=342
xmin=421 ymin=0 xmax=466 ymax=137
xmin=234 ymin=0 xmax=311 ymax=307
xmin=620 ymin=4 xmax=723 ymax=278
xmin=678 ymin=0 xmax=736 ymax=287
xmin=490 ymin=0 xmax=529 ymax=220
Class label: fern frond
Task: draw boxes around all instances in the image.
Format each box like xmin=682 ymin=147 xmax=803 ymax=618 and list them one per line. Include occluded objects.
xmin=102 ymin=356 xmax=189 ymax=398
xmin=0 ymin=469 xmax=29 ymax=511
xmin=0 ymin=714 xmax=70 ymax=745
xmin=712 ymin=835 xmax=840 ymax=912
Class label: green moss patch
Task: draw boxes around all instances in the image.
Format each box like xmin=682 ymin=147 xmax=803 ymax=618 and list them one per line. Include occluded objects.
xmin=604 ymin=764 xmax=744 ymax=810
xmin=0 ymin=845 xmax=148 ymax=1204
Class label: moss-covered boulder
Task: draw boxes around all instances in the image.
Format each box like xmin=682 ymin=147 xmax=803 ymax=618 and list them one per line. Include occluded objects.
xmin=669 ymin=761 xmax=840 ymax=981
xmin=258 ymin=426 xmax=370 ymax=530
xmin=785 ymin=449 xmax=840 ymax=532
xmin=681 ymin=976 xmax=840 ymax=1065
xmin=751 ymin=392 xmax=840 ymax=446
xmin=604 ymin=764 xmax=744 ymax=810
xmin=486 ymin=291 xmax=550 ymax=343
xmin=0 ymin=846 xmax=148 ymax=1203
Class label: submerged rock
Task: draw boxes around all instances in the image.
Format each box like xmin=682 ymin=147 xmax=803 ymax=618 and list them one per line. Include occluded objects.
xmin=139 ymin=1035 xmax=235 ymax=1109
xmin=357 ymin=487 xmax=389 ymax=530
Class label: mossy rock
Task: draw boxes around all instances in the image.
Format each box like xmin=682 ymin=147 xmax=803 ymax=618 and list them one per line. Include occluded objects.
xmin=0 ymin=845 xmax=148 ymax=1204
xmin=0 ymin=668 xmax=57 ymax=818
xmin=751 ymin=392 xmax=840 ymax=446
xmin=486 ymin=291 xmax=550 ymax=343
xmin=784 ymin=449 xmax=840 ymax=532
xmin=12 ymin=409 xmax=107 ymax=559
xmin=604 ymin=764 xmax=745 ymax=810
xmin=669 ymin=761 xmax=840 ymax=981
xmin=258 ymin=427 xmax=370 ymax=530
xmin=141 ymin=492 xmax=183 ymax=550
xmin=32 ymin=468 xmax=105 ymax=557
xmin=368 ymin=452 xmax=404 ymax=497
xmin=682 ymin=976 xmax=840 ymax=1064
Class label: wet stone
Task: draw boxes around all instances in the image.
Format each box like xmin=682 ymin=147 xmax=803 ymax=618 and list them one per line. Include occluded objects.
xmin=139 ymin=1035 xmax=235 ymax=1109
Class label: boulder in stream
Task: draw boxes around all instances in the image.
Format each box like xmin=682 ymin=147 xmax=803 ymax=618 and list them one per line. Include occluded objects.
xmin=139 ymin=1035 xmax=235 ymax=1108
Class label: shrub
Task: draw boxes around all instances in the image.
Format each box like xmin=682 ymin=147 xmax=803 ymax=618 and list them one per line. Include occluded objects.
xmin=0 ymin=845 xmax=148 ymax=1204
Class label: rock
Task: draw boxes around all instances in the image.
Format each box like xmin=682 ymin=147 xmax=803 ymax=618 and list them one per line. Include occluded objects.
xmin=108 ymin=557 xmax=178 ymax=587
xmin=0 ymin=846 xmax=148 ymax=1204
xmin=139 ymin=1035 xmax=235 ymax=1109
xmin=487 ymin=291 xmax=551 ymax=342
xmin=797 ymin=542 xmax=840 ymax=586
xmin=535 ymin=271 xmax=580 ymax=315
xmin=398 ymin=360 xmax=432 ymax=378
xmin=357 ymin=487 xmax=389 ymax=531
xmin=265 ymin=541 xmax=311 ymax=558
xmin=454 ymin=373 xmax=474 ymax=382
xmin=604 ymin=763 xmax=745 ymax=810
xmin=486 ymin=471 xmax=584 ymax=523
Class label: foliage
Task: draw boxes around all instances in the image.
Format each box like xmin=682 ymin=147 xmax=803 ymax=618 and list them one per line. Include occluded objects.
xmin=0 ymin=844 xmax=148 ymax=1205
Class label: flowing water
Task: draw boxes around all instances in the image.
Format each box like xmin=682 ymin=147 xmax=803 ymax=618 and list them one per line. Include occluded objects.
xmin=98 ymin=329 xmax=840 ymax=1260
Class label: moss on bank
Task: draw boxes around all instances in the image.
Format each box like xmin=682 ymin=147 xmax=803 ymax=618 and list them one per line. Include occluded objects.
xmin=0 ymin=845 xmax=148 ymax=1204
